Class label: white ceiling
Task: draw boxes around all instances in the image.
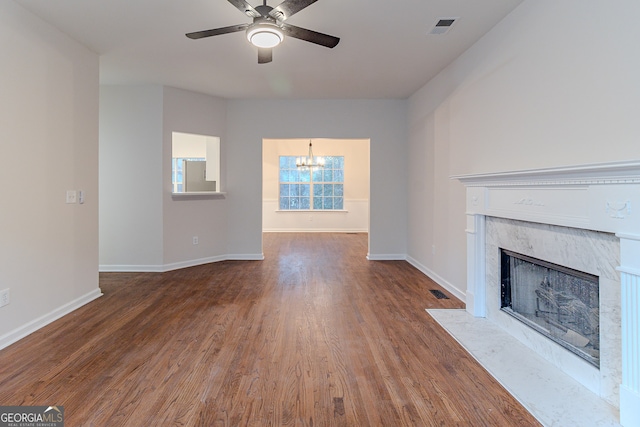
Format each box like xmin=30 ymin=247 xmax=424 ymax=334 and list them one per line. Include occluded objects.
xmin=16 ymin=0 xmax=524 ymax=99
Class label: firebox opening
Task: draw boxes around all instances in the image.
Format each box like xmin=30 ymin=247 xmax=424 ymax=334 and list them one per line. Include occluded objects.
xmin=500 ymin=248 xmax=600 ymax=368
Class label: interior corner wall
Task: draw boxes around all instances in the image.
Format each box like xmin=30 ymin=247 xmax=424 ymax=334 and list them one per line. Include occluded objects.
xmin=162 ymin=87 xmax=228 ymax=268
xmin=407 ymin=110 xmax=435 ymax=264
xmin=227 ymin=99 xmax=407 ymax=259
xmin=99 ymin=85 xmax=164 ymax=270
xmin=407 ymin=0 xmax=640 ymax=299
xmin=0 ymin=1 xmax=100 ymax=346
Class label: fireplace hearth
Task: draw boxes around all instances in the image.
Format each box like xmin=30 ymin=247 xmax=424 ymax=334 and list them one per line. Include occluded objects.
xmin=500 ymin=249 xmax=600 ymax=367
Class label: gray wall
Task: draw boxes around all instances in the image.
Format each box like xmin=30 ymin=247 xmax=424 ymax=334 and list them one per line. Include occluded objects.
xmin=162 ymin=87 xmax=229 ymax=267
xmin=100 ymin=96 xmax=407 ymax=266
xmin=0 ymin=1 xmax=100 ymax=346
xmin=99 ymin=85 xmax=164 ymax=269
xmin=227 ymin=99 xmax=408 ymax=259
xmin=100 ymin=86 xmax=230 ymax=271
xmin=407 ymin=0 xmax=640 ymax=299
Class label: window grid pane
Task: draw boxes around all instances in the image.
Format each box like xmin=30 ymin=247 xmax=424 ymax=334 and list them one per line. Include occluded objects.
xmin=279 ymin=155 xmax=344 ymax=211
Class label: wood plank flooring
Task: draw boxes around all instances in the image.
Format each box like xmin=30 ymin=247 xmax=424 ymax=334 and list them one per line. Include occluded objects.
xmin=0 ymin=233 xmax=540 ymax=426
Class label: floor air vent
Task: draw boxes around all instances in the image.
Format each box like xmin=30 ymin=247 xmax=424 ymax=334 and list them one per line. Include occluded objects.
xmin=429 ymin=289 xmax=449 ymax=299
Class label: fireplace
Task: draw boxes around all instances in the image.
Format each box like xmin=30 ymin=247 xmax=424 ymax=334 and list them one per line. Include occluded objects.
xmin=500 ymin=249 xmax=600 ymax=367
xmin=483 ymin=216 xmax=619 ymax=404
xmin=453 ymin=160 xmax=640 ymax=426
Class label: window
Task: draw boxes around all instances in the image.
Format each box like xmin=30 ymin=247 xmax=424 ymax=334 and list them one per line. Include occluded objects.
xmin=279 ymin=156 xmax=344 ymax=210
xmin=171 ymin=132 xmax=220 ymax=193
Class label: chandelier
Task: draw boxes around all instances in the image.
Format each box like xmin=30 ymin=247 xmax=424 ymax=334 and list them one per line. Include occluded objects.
xmin=296 ymin=141 xmax=325 ymax=169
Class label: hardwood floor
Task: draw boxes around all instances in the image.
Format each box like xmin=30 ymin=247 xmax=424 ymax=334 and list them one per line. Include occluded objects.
xmin=0 ymin=233 xmax=540 ymax=426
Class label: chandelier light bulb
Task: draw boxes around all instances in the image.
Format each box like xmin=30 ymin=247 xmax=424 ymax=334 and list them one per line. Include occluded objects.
xmin=296 ymin=141 xmax=324 ymax=169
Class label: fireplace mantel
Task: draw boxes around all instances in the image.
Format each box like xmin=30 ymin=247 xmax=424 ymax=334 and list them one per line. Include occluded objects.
xmin=452 ymin=160 xmax=640 ymax=187
xmin=452 ymin=160 xmax=640 ymax=236
xmin=454 ymin=160 xmax=640 ymax=427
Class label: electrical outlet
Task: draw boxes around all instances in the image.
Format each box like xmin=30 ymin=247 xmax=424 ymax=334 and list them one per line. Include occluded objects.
xmin=193 ymin=236 xmax=199 ymax=245
xmin=432 ymin=244 xmax=436 ymax=255
xmin=66 ymin=190 xmax=77 ymax=204
xmin=0 ymin=289 xmax=9 ymax=308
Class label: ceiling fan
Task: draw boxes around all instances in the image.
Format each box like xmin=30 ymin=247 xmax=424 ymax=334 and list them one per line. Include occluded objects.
xmin=186 ymin=0 xmax=340 ymax=64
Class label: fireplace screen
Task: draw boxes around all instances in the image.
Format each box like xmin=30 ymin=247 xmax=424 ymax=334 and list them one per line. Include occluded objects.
xmin=500 ymin=249 xmax=600 ymax=367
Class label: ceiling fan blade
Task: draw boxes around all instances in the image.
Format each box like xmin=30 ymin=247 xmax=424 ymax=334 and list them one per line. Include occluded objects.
xmin=186 ymin=23 xmax=250 ymax=39
xmin=269 ymin=0 xmax=318 ymax=21
xmin=258 ymin=48 xmax=273 ymax=64
xmin=280 ymin=24 xmax=340 ymax=48
xmin=227 ymin=0 xmax=261 ymax=18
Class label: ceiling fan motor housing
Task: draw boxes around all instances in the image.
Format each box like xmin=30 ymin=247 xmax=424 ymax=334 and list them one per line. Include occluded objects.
xmin=255 ymin=4 xmax=276 ymax=18
xmin=186 ymin=0 xmax=340 ymax=63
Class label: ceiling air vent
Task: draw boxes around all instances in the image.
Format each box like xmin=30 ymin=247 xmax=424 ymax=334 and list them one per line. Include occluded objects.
xmin=429 ymin=17 xmax=458 ymax=35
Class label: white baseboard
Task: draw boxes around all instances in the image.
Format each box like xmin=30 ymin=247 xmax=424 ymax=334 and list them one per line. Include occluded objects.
xmin=263 ymin=229 xmax=368 ymax=233
xmin=99 ymin=264 xmax=164 ymax=272
xmin=162 ymin=255 xmax=228 ymax=272
xmin=0 ymin=288 xmax=103 ymax=351
xmin=225 ymin=254 xmax=265 ymax=261
xmin=100 ymin=253 xmax=265 ymax=273
xmin=366 ymin=253 xmax=407 ymax=261
xmin=406 ymin=256 xmax=466 ymax=302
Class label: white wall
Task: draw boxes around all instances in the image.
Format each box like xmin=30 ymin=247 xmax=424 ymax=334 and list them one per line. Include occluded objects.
xmin=262 ymin=138 xmax=370 ymax=232
xmin=0 ymin=1 xmax=101 ymax=347
xmin=172 ymin=132 xmax=208 ymax=158
xmin=227 ymin=99 xmax=407 ymax=259
xmin=407 ymin=0 xmax=640 ymax=298
xmin=99 ymin=85 xmax=164 ymax=269
xmin=162 ymin=87 xmax=228 ymax=268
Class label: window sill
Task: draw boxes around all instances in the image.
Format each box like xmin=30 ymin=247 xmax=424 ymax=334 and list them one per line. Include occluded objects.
xmin=275 ymin=209 xmax=348 ymax=213
xmin=171 ymin=192 xmax=227 ymax=200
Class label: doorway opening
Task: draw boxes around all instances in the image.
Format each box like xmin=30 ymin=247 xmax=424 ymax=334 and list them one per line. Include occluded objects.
xmin=261 ymin=138 xmax=371 ymax=252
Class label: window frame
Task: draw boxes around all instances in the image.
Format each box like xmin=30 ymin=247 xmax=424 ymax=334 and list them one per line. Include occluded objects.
xmin=278 ymin=155 xmax=345 ymax=211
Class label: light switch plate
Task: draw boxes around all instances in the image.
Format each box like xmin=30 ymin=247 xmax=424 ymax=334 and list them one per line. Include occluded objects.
xmin=0 ymin=289 xmax=9 ymax=308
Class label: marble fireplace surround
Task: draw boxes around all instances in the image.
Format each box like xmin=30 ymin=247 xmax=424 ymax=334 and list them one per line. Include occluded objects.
xmin=453 ymin=161 xmax=640 ymax=427
xmin=485 ymin=217 xmax=619 ymax=399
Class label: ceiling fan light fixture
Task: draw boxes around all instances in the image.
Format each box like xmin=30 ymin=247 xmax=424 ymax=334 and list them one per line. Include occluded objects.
xmin=186 ymin=0 xmax=340 ymax=64
xmin=247 ymin=22 xmax=283 ymax=48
